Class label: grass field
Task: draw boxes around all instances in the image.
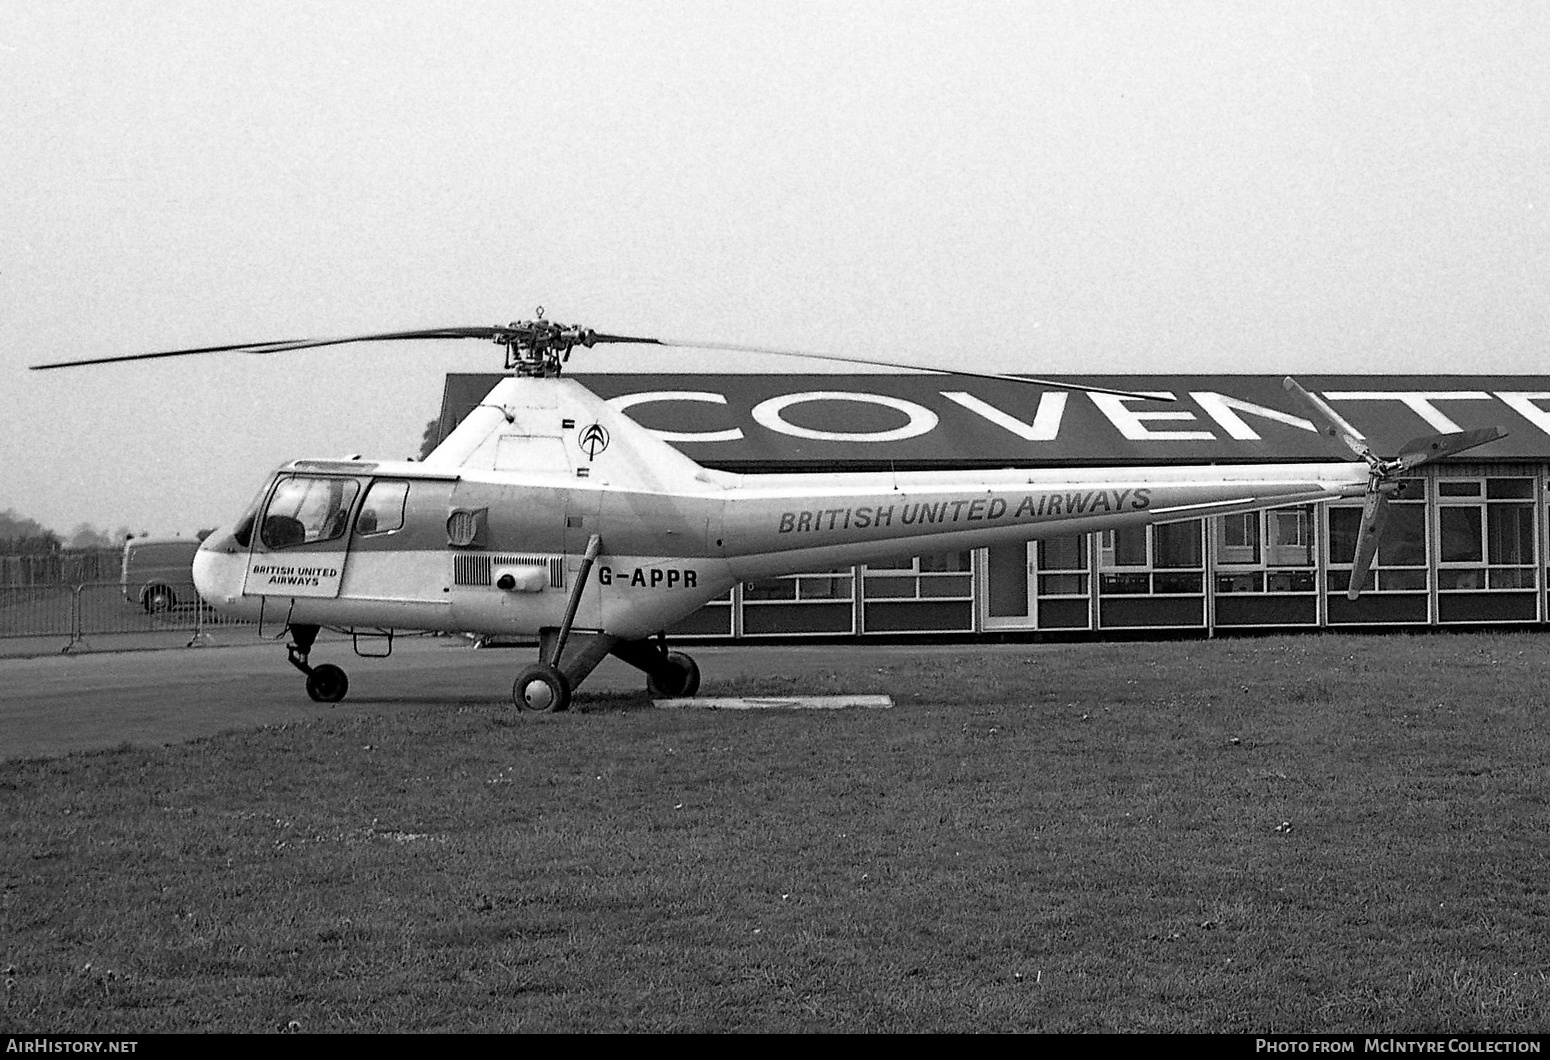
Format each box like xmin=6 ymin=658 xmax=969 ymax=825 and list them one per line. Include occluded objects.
xmin=2 ymin=632 xmax=1548 ymax=1032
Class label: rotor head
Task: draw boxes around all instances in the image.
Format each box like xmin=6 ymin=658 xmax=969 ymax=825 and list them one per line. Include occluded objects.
xmin=491 ymin=310 xmax=600 ymax=376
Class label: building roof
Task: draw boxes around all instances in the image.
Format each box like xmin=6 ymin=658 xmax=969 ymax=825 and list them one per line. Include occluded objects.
xmin=438 ymin=373 xmax=1550 ymax=471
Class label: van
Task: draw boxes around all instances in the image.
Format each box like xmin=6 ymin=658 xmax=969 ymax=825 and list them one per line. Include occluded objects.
xmin=121 ymin=536 xmax=201 ymax=612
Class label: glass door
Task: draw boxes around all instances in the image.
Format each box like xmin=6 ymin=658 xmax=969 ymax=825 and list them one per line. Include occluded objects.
xmin=983 ymin=542 xmax=1035 ymax=629
xmin=981 ymin=534 xmax=1092 ymax=631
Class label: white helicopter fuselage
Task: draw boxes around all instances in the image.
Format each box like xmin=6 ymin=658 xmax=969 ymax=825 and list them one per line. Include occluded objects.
xmin=193 ymin=376 xmax=1371 ymax=641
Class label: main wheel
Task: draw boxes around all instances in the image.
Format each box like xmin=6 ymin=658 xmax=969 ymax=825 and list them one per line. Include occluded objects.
xmin=513 ymin=664 xmax=571 ymax=713
xmin=646 ymin=651 xmax=700 ymax=699
xmin=306 ymin=663 xmax=349 ymax=704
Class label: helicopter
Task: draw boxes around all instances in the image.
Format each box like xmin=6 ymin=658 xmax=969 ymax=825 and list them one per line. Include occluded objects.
xmin=31 ymin=314 xmax=1505 ymax=713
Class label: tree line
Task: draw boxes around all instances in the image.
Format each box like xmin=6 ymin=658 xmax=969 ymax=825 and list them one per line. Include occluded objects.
xmin=0 ymin=509 xmax=139 ymax=556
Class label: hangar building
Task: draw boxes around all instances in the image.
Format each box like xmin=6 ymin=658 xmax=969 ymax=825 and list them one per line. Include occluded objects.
xmin=438 ymin=373 xmax=1550 ymax=639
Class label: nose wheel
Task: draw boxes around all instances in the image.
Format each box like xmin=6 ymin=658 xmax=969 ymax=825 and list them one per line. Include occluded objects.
xmin=305 ymin=664 xmax=350 ymax=704
xmin=286 ymin=624 xmax=350 ymax=704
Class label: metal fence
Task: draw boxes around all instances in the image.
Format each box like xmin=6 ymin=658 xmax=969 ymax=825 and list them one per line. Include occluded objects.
xmin=0 ymin=585 xmax=75 ymax=640
xmin=0 ymin=581 xmax=255 ymax=653
xmin=0 ymin=549 xmax=120 ymax=587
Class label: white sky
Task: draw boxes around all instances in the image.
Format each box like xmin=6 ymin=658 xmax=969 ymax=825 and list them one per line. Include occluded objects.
xmin=3 ymin=0 xmax=1547 ymax=536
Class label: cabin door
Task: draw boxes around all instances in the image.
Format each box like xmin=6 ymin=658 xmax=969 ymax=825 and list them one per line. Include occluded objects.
xmin=242 ymin=474 xmax=362 ymax=598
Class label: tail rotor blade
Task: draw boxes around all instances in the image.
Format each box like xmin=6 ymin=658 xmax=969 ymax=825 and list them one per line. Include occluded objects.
xmin=1395 ymin=427 xmax=1507 ymax=470
xmin=1347 ymin=487 xmax=1390 ymax=600
xmin=1283 ymin=377 xmax=1373 ymax=461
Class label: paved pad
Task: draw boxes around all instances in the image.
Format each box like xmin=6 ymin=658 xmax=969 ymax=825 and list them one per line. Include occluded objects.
xmin=654 ymin=695 xmax=893 ymax=710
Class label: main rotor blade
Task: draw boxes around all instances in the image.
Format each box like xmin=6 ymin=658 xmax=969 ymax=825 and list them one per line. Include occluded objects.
xmin=1282 ymin=377 xmax=1372 ymax=461
xmin=31 ymin=324 xmax=1173 ymax=404
xmin=29 ymin=328 xmax=503 ymax=370
xmin=1346 ymin=487 xmax=1390 ymax=601
xmin=1394 ymin=427 xmax=1507 ymax=470
xmin=650 ymin=337 xmax=1176 ymax=402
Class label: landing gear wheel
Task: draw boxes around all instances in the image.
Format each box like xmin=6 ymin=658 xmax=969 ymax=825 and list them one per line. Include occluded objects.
xmin=513 ymin=664 xmax=571 ymax=713
xmin=305 ymin=663 xmax=349 ymax=704
xmin=646 ymin=651 xmax=700 ymax=699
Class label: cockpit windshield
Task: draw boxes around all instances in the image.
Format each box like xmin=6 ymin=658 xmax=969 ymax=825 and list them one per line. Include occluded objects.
xmin=260 ymin=476 xmax=360 ymax=549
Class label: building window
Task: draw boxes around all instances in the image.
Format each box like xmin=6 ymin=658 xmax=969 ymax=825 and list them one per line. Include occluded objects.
xmin=1436 ymin=477 xmax=1536 ymax=590
xmin=1326 ymin=479 xmax=1427 ymax=594
xmin=1218 ymin=512 xmax=1259 ymax=564
xmin=740 ymin=570 xmax=855 ymax=636
xmin=862 ymin=551 xmax=973 ymax=599
xmin=1214 ymin=505 xmax=1317 ymax=594
xmin=1038 ymin=535 xmax=1089 ymax=596
xmin=1099 ymin=521 xmax=1204 ymax=595
xmin=743 ymin=571 xmax=854 ymax=602
xmin=671 ymin=587 xmax=735 ymax=637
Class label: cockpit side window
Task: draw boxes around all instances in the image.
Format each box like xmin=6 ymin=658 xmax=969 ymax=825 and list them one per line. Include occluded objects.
xmin=260 ymin=476 xmax=360 ymax=549
xmin=231 ymin=478 xmax=277 ymax=549
xmin=356 ymin=480 xmax=409 ymax=536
